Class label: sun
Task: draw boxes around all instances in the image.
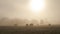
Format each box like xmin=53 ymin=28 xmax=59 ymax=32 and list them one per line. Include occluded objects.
xmin=30 ymin=0 xmax=45 ymax=13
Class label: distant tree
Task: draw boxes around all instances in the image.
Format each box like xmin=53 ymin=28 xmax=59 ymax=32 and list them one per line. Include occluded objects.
xmin=14 ymin=24 xmax=18 ymax=27
xmin=26 ymin=24 xmax=28 ymax=26
xmin=48 ymin=24 xmax=51 ymax=26
xmin=24 ymin=19 xmax=29 ymax=23
xmin=0 ymin=17 xmax=9 ymax=24
xmin=30 ymin=23 xmax=33 ymax=26
xmin=31 ymin=19 xmax=38 ymax=24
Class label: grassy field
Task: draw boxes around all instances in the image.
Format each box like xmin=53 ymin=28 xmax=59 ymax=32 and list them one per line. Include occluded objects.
xmin=0 ymin=25 xmax=60 ymax=34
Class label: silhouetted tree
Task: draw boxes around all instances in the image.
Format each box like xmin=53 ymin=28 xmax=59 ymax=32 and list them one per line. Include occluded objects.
xmin=14 ymin=24 xmax=18 ymax=27
xmin=26 ymin=24 xmax=28 ymax=26
xmin=30 ymin=23 xmax=33 ymax=26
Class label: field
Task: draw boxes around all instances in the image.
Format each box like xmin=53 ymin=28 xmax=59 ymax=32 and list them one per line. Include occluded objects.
xmin=0 ymin=25 xmax=60 ymax=34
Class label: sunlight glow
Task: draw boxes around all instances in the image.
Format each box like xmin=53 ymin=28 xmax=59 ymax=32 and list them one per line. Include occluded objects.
xmin=30 ymin=0 xmax=45 ymax=13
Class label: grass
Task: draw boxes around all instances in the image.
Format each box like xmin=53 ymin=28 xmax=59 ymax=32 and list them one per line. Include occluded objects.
xmin=0 ymin=25 xmax=60 ymax=34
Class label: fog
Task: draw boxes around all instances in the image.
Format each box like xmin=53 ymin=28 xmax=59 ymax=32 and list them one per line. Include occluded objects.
xmin=0 ymin=0 xmax=60 ymax=26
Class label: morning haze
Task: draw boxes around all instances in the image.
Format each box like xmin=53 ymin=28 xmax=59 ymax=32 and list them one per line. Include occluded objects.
xmin=0 ymin=0 xmax=60 ymax=26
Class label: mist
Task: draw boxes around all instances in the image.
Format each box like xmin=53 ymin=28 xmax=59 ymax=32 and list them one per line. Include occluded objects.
xmin=0 ymin=0 xmax=60 ymax=26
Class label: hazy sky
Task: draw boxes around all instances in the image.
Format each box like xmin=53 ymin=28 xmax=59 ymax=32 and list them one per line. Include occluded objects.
xmin=0 ymin=0 xmax=60 ymax=25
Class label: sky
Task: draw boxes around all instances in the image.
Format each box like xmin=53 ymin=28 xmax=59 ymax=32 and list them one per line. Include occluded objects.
xmin=0 ymin=0 xmax=60 ymax=25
